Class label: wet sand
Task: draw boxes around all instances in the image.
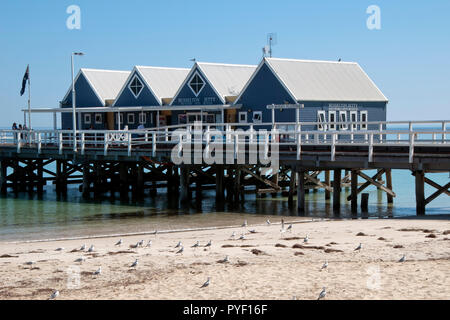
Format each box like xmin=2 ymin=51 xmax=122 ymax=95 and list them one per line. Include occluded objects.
xmin=0 ymin=217 xmax=449 ymax=300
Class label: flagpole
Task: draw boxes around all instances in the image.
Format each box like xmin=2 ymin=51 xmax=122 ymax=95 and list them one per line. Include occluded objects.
xmin=27 ymin=65 xmax=31 ymax=130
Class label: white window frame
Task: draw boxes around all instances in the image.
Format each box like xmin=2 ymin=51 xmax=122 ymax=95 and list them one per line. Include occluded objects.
xmin=317 ymin=110 xmax=326 ymax=131
xmin=339 ymin=111 xmax=348 ymax=130
xmin=350 ymin=111 xmax=358 ymax=130
xmin=188 ymin=71 xmax=205 ymax=97
xmin=328 ymin=111 xmax=336 ymax=130
xmin=238 ymin=112 xmax=247 ymax=123
xmin=95 ymin=113 xmax=102 ymax=124
xmin=360 ymin=111 xmax=368 ymax=130
xmin=84 ymin=113 xmax=91 ymax=124
xmin=139 ymin=112 xmax=146 ymax=124
xmin=116 ymin=113 xmax=124 ymax=125
xmin=252 ymin=111 xmax=262 ymax=124
xmin=127 ymin=113 xmax=135 ymax=124
xmin=128 ymin=74 xmax=144 ymax=98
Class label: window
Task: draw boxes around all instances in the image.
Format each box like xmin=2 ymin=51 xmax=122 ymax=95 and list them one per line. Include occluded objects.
xmin=360 ymin=111 xmax=368 ymax=130
xmin=128 ymin=75 xmax=144 ymax=98
xmin=127 ymin=113 xmax=135 ymax=124
xmin=95 ymin=113 xmax=102 ymax=124
xmin=328 ymin=111 xmax=336 ymax=130
xmin=317 ymin=111 xmax=326 ymax=131
xmin=189 ymin=72 xmax=205 ymax=96
xmin=204 ymin=114 xmax=215 ymax=123
xmin=116 ymin=113 xmax=124 ymax=125
xmin=84 ymin=114 xmax=91 ymax=124
xmin=239 ymin=112 xmax=247 ymax=123
xmin=350 ymin=111 xmax=357 ymax=130
xmin=139 ymin=113 xmax=146 ymax=124
xmin=339 ymin=111 xmax=348 ymax=130
xmin=252 ymin=111 xmax=262 ymax=124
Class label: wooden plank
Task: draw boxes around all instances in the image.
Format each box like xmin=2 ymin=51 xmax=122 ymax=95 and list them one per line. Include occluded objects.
xmin=304 ymin=172 xmax=333 ymax=192
xmin=425 ymin=181 xmax=450 ymax=205
xmin=241 ymin=167 xmax=281 ymax=190
xmin=351 ymin=170 xmax=358 ymax=214
xmin=346 ymin=169 xmax=385 ymax=201
xmin=297 ymin=170 xmax=305 ymax=213
xmin=386 ymin=169 xmax=394 ymax=204
xmin=325 ymin=170 xmax=330 ymax=200
xmin=424 ymin=177 xmax=450 ymax=196
xmin=415 ymin=170 xmax=425 ymax=215
xmin=333 ymin=169 xmax=341 ymax=213
xmin=357 ymin=170 xmax=396 ymax=198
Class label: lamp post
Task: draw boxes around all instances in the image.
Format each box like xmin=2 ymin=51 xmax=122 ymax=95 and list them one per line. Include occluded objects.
xmin=71 ymin=52 xmax=84 ymax=151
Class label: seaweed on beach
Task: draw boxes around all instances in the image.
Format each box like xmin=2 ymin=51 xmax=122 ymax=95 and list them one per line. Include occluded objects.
xmin=275 ymin=243 xmax=287 ymax=248
xmin=251 ymin=249 xmax=267 ymax=255
xmin=235 ymin=260 xmax=248 ymax=266
xmin=294 ymin=251 xmax=304 ymax=256
xmin=0 ymin=254 xmax=18 ymax=258
xmin=283 ymin=237 xmax=301 ymax=241
xmin=426 ymin=234 xmax=437 ymax=238
xmin=393 ymin=245 xmax=404 ymax=248
xmin=107 ymin=250 xmax=137 ymax=255
xmin=324 ymin=248 xmax=343 ymax=253
xmin=377 ymin=237 xmax=387 ymax=241
xmin=356 ymin=232 xmax=367 ymax=236
xmin=292 ymin=244 xmax=324 ymax=250
xmin=221 ymin=244 xmax=235 ymax=248
xmin=442 ymin=230 xmax=450 ymax=235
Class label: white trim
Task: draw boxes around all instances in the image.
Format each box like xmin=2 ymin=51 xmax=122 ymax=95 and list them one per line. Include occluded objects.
xmin=328 ymin=110 xmax=336 ymax=130
xmin=339 ymin=111 xmax=348 ymax=130
xmin=95 ymin=113 xmax=102 ymax=124
xmin=317 ymin=110 xmax=326 ymax=131
xmin=350 ymin=111 xmax=358 ymax=130
xmin=116 ymin=113 xmax=124 ymax=124
xmin=188 ymin=70 xmax=206 ymax=97
xmin=128 ymin=74 xmax=144 ymax=99
xmin=139 ymin=112 xmax=147 ymax=124
xmin=360 ymin=111 xmax=368 ymax=130
xmin=127 ymin=113 xmax=135 ymax=124
xmin=238 ymin=112 xmax=247 ymax=123
xmin=252 ymin=111 xmax=262 ymax=124
xmin=84 ymin=113 xmax=91 ymax=124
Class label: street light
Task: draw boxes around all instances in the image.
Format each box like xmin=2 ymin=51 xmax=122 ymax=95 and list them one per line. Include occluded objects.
xmin=71 ymin=52 xmax=84 ymax=151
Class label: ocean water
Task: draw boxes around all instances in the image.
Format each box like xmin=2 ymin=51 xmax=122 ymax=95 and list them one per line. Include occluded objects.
xmin=0 ymin=170 xmax=448 ymax=242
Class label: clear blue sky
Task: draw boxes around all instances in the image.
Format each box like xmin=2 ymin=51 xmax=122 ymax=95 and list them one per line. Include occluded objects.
xmin=0 ymin=0 xmax=449 ymax=128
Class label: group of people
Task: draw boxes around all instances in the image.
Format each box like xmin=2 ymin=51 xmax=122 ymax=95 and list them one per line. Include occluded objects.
xmin=11 ymin=122 xmax=29 ymax=131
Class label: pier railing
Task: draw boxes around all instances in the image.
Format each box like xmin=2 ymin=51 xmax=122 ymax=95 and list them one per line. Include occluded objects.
xmin=0 ymin=120 xmax=448 ymax=163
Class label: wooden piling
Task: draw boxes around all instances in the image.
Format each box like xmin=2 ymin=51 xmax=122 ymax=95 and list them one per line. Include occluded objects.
xmin=351 ymin=169 xmax=358 ymax=214
xmin=325 ymin=170 xmax=331 ymax=200
xmin=386 ymin=169 xmax=393 ymax=204
xmin=333 ymin=169 xmax=341 ymax=213
xmin=415 ymin=170 xmax=425 ymax=215
xmin=180 ymin=165 xmax=190 ymax=203
xmin=297 ymin=170 xmax=305 ymax=213
xmin=361 ymin=193 xmax=369 ymax=212
xmin=82 ymin=163 xmax=90 ymax=198
xmin=288 ymin=167 xmax=296 ymax=206
xmin=215 ymin=165 xmax=224 ymax=203
xmin=0 ymin=160 xmax=7 ymax=194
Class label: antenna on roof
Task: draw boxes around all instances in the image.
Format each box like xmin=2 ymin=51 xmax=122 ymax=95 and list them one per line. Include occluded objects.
xmin=266 ymin=33 xmax=277 ymax=58
xmin=190 ymin=58 xmax=196 ymax=62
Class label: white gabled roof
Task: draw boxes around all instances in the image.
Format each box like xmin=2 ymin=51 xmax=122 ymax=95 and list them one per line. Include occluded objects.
xmin=135 ymin=66 xmax=190 ymax=103
xmin=197 ymin=62 xmax=257 ymax=99
xmin=264 ymin=57 xmax=388 ymax=102
xmin=62 ymin=68 xmax=130 ymax=106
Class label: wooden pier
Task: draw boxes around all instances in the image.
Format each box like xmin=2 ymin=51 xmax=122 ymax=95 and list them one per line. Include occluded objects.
xmin=0 ymin=120 xmax=449 ymax=215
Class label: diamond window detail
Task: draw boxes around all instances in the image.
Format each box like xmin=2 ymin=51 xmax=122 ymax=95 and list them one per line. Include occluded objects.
xmin=129 ymin=75 xmax=144 ymax=98
xmin=189 ymin=72 xmax=205 ymax=96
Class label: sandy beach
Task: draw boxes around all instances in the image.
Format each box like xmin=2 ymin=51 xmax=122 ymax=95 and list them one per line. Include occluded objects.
xmin=0 ymin=217 xmax=449 ymax=300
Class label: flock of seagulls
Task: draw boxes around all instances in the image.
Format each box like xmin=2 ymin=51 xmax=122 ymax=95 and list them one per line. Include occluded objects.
xmin=40 ymin=219 xmax=408 ymax=300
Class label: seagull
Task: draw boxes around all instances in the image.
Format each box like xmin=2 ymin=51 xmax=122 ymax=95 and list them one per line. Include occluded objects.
xmin=219 ymin=255 xmax=230 ymax=263
xmin=93 ymin=267 xmax=102 ymax=275
xmin=205 ymin=240 xmax=212 ymax=248
xmin=266 ymin=219 xmax=271 ymax=225
xmin=153 ymin=229 xmax=158 ymax=237
xmin=55 ymin=247 xmax=64 ymax=251
xmin=230 ymin=231 xmax=236 ymax=239
xmin=130 ymin=259 xmax=138 ymax=268
xmin=24 ymin=261 xmax=36 ymax=266
xmin=317 ymin=287 xmax=326 ymax=300
xmin=321 ymin=261 xmax=328 ymax=270
xmin=242 ymin=220 xmax=247 ymax=228
xmin=191 ymin=241 xmax=199 ymax=248
xmin=238 ymin=234 xmax=245 ymax=240
xmin=280 ymin=228 xmax=286 ymax=239
xmin=115 ymin=239 xmax=123 ymax=246
xmin=137 ymin=240 xmax=144 ymax=247
xmin=200 ymin=277 xmax=210 ymax=288
xmin=176 ymin=246 xmax=184 ymax=254
xmin=88 ymin=245 xmax=94 ymax=252
xmin=49 ymin=290 xmax=59 ymax=300
xmin=146 ymin=240 xmax=152 ymax=248
xmin=281 ymin=219 xmax=285 ymax=230
xmin=175 ymin=241 xmax=182 ymax=248
xmin=249 ymin=229 xmax=257 ymax=234
xmin=75 ymin=257 xmax=86 ymax=263
xmin=80 ymin=244 xmax=86 ymax=251
xmin=286 ymin=224 xmax=293 ymax=233
xmin=304 ymin=235 xmax=309 ymax=243
xmin=398 ymin=255 xmax=406 ymax=263
xmin=354 ymin=243 xmax=362 ymax=251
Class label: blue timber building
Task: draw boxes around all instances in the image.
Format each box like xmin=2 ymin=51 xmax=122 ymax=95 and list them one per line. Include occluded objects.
xmin=234 ymin=57 xmax=388 ymax=131
xmin=60 ymin=68 xmax=130 ymax=130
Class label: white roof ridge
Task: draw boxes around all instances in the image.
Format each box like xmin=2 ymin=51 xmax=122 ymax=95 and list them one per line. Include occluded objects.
xmin=196 ymin=61 xmax=257 ymax=68
xmin=80 ymin=68 xmax=130 ymax=73
xmin=265 ymin=57 xmax=357 ymax=65
xmin=135 ymin=65 xmax=190 ymax=71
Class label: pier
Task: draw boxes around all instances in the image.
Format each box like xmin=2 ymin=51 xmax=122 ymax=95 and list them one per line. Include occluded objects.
xmin=0 ymin=120 xmax=449 ymax=215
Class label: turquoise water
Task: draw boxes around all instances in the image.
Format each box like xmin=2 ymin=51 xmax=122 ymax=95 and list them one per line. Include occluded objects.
xmin=0 ymin=170 xmax=448 ymax=242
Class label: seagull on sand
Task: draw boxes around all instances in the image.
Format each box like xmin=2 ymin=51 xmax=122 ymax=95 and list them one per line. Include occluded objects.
xmin=321 ymin=261 xmax=328 ymax=270
xmin=49 ymin=290 xmax=59 ymax=300
xmin=146 ymin=240 xmax=152 ymax=248
xmin=304 ymin=235 xmax=309 ymax=243
xmin=75 ymin=257 xmax=86 ymax=263
xmin=205 ymin=240 xmax=212 ymax=248
xmin=280 ymin=227 xmax=286 ymax=239
xmin=281 ymin=218 xmax=285 ymax=230
xmin=398 ymin=255 xmax=406 ymax=263
xmin=88 ymin=245 xmax=95 ymax=252
xmin=242 ymin=220 xmax=247 ymax=227
xmin=137 ymin=240 xmax=144 ymax=247
xmin=219 ymin=255 xmax=230 ymax=263
xmin=317 ymin=287 xmax=326 ymax=300
xmin=230 ymin=231 xmax=236 ymax=239
xmin=153 ymin=229 xmax=158 ymax=237
xmin=130 ymin=259 xmax=138 ymax=268
xmin=115 ymin=239 xmax=123 ymax=246
xmin=80 ymin=244 xmax=86 ymax=251
xmin=55 ymin=247 xmax=64 ymax=251
xmin=175 ymin=241 xmax=182 ymax=248
xmin=200 ymin=277 xmax=210 ymax=288
xmin=238 ymin=233 xmax=245 ymax=240
xmin=286 ymin=224 xmax=293 ymax=233
xmin=176 ymin=246 xmax=184 ymax=254
xmin=354 ymin=243 xmax=362 ymax=251
xmin=266 ymin=219 xmax=271 ymax=225
xmin=93 ymin=267 xmax=102 ymax=275
xmin=25 ymin=261 xmax=36 ymax=266
xmin=191 ymin=241 xmax=200 ymax=248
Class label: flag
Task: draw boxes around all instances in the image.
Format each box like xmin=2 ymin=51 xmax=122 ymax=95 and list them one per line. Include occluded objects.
xmin=20 ymin=65 xmax=29 ymax=96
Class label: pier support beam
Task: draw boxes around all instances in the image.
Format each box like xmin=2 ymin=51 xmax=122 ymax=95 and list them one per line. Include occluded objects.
xmin=297 ymin=170 xmax=305 ymax=213
xmin=180 ymin=165 xmax=190 ymax=203
xmin=333 ymin=169 xmax=341 ymax=213
xmin=119 ymin=162 xmax=128 ymax=199
xmin=82 ymin=163 xmax=90 ymax=198
xmin=325 ymin=170 xmax=331 ymax=200
xmin=288 ymin=167 xmax=296 ymax=206
xmin=215 ymin=165 xmax=224 ymax=204
xmin=0 ymin=160 xmax=7 ymax=194
xmin=415 ymin=170 xmax=425 ymax=215
xmin=386 ymin=169 xmax=393 ymax=204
